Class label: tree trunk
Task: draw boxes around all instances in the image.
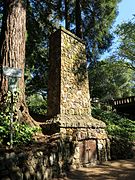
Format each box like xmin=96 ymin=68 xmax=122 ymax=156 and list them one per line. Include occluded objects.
xmin=0 ymin=0 xmax=35 ymax=125
xmin=65 ymin=0 xmax=70 ymax=30
xmin=75 ymin=0 xmax=82 ymax=38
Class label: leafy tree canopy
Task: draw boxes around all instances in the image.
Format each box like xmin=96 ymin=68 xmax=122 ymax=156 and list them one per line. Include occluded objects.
xmin=115 ymin=16 xmax=135 ymax=70
xmin=89 ymin=57 xmax=135 ymax=101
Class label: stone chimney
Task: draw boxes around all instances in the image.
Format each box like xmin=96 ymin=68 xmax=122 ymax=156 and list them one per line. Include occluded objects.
xmin=46 ymin=28 xmax=109 ymax=167
xmin=48 ymin=27 xmax=91 ymax=117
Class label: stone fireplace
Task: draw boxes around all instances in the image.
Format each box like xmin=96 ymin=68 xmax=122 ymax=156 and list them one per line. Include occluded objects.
xmin=46 ymin=27 xmax=110 ymax=168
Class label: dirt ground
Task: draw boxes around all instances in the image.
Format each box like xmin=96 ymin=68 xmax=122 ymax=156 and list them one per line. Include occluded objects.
xmin=65 ymin=158 xmax=135 ymax=180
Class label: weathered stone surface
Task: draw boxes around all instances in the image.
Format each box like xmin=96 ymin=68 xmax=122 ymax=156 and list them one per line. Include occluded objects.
xmin=45 ymin=114 xmax=106 ymax=128
xmin=0 ymin=136 xmax=82 ymax=180
xmin=46 ymin=27 xmax=110 ymax=168
xmin=48 ymin=27 xmax=91 ymax=116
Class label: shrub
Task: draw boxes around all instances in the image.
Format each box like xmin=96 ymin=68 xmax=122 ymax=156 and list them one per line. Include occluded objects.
xmin=92 ymin=106 xmax=135 ymax=159
xmin=0 ymin=111 xmax=38 ymax=146
xmin=0 ymin=91 xmax=39 ymax=146
xmin=26 ymin=93 xmax=47 ymax=115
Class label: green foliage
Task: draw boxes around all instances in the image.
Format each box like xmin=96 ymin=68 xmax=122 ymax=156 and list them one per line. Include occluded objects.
xmin=82 ymin=0 xmax=121 ymax=62
xmin=0 ymin=91 xmax=39 ymax=146
xmin=110 ymin=138 xmax=133 ymax=160
xmin=25 ymin=0 xmax=58 ymax=96
xmin=54 ymin=0 xmax=121 ymax=62
xmin=0 ymin=112 xmax=10 ymax=144
xmin=115 ymin=16 xmax=135 ymax=69
xmin=26 ymin=93 xmax=47 ymax=115
xmin=92 ymin=106 xmax=135 ymax=159
xmin=89 ymin=58 xmax=135 ymax=100
xmin=0 ymin=111 xmax=38 ymax=146
xmin=92 ymin=106 xmax=135 ymax=140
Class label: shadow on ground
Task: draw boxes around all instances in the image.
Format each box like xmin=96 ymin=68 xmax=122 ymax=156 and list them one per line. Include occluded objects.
xmin=67 ymin=158 xmax=135 ymax=180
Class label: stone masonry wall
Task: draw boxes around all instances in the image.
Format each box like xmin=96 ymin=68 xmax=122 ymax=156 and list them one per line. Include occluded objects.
xmin=0 ymin=136 xmax=74 ymax=180
xmin=48 ymin=27 xmax=91 ymax=117
xmin=46 ymin=27 xmax=110 ymax=168
xmin=60 ymin=29 xmax=91 ymax=115
xmin=0 ymin=128 xmax=110 ymax=180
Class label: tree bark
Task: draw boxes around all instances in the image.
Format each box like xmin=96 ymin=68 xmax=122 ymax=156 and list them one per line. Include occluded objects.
xmin=65 ymin=0 xmax=70 ymax=30
xmin=0 ymin=0 xmax=35 ymax=125
xmin=75 ymin=0 xmax=82 ymax=38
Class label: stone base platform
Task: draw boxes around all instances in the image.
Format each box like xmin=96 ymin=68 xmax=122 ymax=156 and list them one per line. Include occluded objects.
xmin=40 ymin=114 xmax=110 ymax=168
xmin=46 ymin=114 xmax=106 ymax=128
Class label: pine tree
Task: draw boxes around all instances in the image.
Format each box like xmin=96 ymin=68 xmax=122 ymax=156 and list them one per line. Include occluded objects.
xmin=82 ymin=0 xmax=121 ymax=63
xmin=54 ymin=0 xmax=121 ymax=63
